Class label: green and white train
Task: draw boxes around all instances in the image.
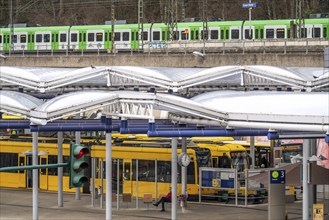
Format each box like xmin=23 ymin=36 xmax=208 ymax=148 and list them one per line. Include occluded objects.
xmin=0 ymin=18 xmax=328 ymax=52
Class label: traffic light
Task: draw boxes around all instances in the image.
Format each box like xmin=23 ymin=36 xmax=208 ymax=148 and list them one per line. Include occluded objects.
xmin=69 ymin=143 xmax=90 ymax=188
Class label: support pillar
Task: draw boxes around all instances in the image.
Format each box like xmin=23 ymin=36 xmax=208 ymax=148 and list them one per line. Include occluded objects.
xmin=171 ymin=138 xmax=178 ymax=220
xmin=75 ymin=130 xmax=81 ymax=200
xmin=181 ymin=137 xmax=187 ymax=213
xmin=57 ymin=132 xmax=63 ymax=207
xmin=106 ymin=131 xmax=112 ymax=220
xmin=32 ymin=131 xmax=39 ymax=220
xmin=250 ymin=136 xmax=255 ymax=169
xmin=303 ymin=139 xmax=310 ymax=220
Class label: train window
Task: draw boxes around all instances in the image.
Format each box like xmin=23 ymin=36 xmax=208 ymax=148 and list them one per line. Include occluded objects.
xmin=255 ymin=29 xmax=259 ymax=39
xmin=301 ymin=28 xmax=307 ymax=38
xmin=266 ymin=29 xmax=274 ymax=38
xmin=324 ymin=28 xmax=327 ymax=38
xmin=210 ymin=30 xmax=218 ymax=40
xmin=200 ymin=30 xmax=206 ymax=40
xmin=20 ymin=34 xmax=27 ymax=43
xmin=122 ymin=32 xmax=129 ymax=41
xmin=105 ymin=32 xmax=108 ymax=41
xmin=187 ymin=162 xmax=195 ymax=184
xmin=124 ymin=162 xmax=130 ymax=180
xmin=44 ymin=34 xmax=50 ymax=42
xmin=63 ymin=156 xmax=69 ymax=176
xmin=28 ymin=34 xmax=34 ymax=43
xmin=153 ymin=31 xmax=160 ymax=41
xmin=96 ymin=33 xmax=103 ymax=42
xmin=36 ymin=34 xmax=42 ymax=43
xmin=0 ymin=153 xmax=18 ymax=173
xmin=225 ymin=30 xmax=229 ymax=39
xmin=0 ymin=35 xmax=2 ymax=43
xmin=174 ymin=31 xmax=179 ymax=40
xmin=260 ymin=29 xmax=264 ymax=38
xmin=60 ymin=33 xmax=66 ymax=42
xmin=48 ymin=155 xmax=56 ymax=175
xmin=161 ymin=31 xmax=166 ymax=41
xmin=157 ymin=161 xmax=171 ymax=182
xmin=231 ymin=29 xmax=239 ymax=39
xmin=276 ymin=29 xmax=285 ymax=38
xmin=196 ymin=30 xmax=199 ymax=40
xmin=83 ymin=33 xmax=86 ymax=42
xmin=220 ymin=30 xmax=224 ymax=40
xmin=136 ymin=160 xmax=155 ymax=182
xmin=115 ymin=32 xmax=120 ymax=41
xmin=11 ymin=35 xmax=17 ymax=43
xmin=287 ymin=29 xmax=291 ymax=38
xmin=181 ymin=31 xmax=188 ymax=40
xmin=245 ymin=29 xmax=253 ymax=39
xmin=88 ymin=33 xmax=94 ymax=41
xmin=143 ymin=31 xmax=148 ymax=41
xmin=131 ymin=32 xmax=135 ymax=41
xmin=19 ymin=157 xmax=25 ymax=173
xmin=40 ymin=157 xmax=47 ymax=175
xmin=71 ymin=33 xmax=77 ymax=42
xmin=313 ymin=28 xmax=321 ymax=38
xmin=191 ymin=30 xmax=195 ymax=40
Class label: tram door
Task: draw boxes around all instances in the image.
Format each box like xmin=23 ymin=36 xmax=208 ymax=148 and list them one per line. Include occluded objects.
xmin=17 ymin=154 xmax=26 ymax=187
xmin=122 ymin=159 xmax=132 ymax=194
xmin=26 ymin=155 xmax=33 ymax=188
xmin=39 ymin=155 xmax=48 ymax=190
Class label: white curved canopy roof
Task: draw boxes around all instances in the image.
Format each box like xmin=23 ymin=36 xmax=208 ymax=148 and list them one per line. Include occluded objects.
xmin=1 ymin=66 xmax=328 ymax=92
xmin=1 ymin=90 xmax=328 ymax=132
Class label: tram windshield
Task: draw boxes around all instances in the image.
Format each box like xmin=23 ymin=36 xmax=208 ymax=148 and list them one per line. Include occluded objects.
xmin=230 ymin=151 xmax=250 ymax=172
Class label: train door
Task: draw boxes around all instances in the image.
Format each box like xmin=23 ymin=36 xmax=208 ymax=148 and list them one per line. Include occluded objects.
xmin=220 ymin=26 xmax=229 ymax=40
xmin=86 ymin=30 xmax=104 ymax=50
xmin=122 ymin=159 xmax=132 ymax=194
xmin=27 ymin=32 xmax=35 ymax=51
xmin=79 ymin=31 xmax=86 ymax=50
xmin=189 ymin=27 xmax=198 ymax=41
xmin=301 ymin=24 xmax=322 ymax=38
xmin=69 ymin=31 xmax=79 ymax=50
xmin=35 ymin=31 xmax=52 ymax=50
xmin=26 ymin=155 xmax=33 ymax=188
xmin=39 ymin=155 xmax=48 ymax=190
xmin=58 ymin=31 xmax=67 ymax=50
xmin=104 ymin=30 xmax=110 ymax=50
xmin=51 ymin=32 xmax=59 ymax=50
xmin=243 ymin=26 xmax=254 ymax=40
xmin=131 ymin=29 xmax=138 ymax=49
xmin=17 ymin=154 xmax=26 ymax=187
xmin=3 ymin=33 xmax=10 ymax=51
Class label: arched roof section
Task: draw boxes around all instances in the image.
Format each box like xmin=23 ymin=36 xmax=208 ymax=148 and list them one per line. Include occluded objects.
xmin=1 ymin=66 xmax=328 ymax=93
xmin=0 ymin=91 xmax=44 ymax=118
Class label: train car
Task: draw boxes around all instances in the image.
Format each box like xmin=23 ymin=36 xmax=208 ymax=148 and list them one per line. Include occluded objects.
xmin=1 ymin=18 xmax=328 ymax=52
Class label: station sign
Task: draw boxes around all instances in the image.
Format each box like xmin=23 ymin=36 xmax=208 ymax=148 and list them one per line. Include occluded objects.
xmin=242 ymin=2 xmax=257 ymax=8
xmin=270 ymin=170 xmax=285 ymax=184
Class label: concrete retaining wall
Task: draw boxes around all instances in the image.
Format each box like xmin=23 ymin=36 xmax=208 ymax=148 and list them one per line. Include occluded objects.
xmin=0 ymin=53 xmax=324 ymax=68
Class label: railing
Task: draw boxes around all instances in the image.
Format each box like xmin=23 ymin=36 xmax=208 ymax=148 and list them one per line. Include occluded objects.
xmin=1 ymin=38 xmax=328 ymax=57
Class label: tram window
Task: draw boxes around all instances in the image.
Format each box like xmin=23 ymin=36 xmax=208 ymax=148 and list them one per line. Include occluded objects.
xmin=122 ymin=32 xmax=129 ymax=41
xmin=157 ymin=161 xmax=171 ymax=182
xmin=287 ymin=29 xmax=290 ymax=38
xmin=324 ymin=28 xmax=327 ymax=38
xmin=104 ymin=32 xmax=108 ymax=41
xmin=260 ymin=29 xmax=264 ymax=39
xmin=181 ymin=31 xmax=188 ymax=40
xmin=19 ymin=157 xmax=25 ymax=173
xmin=88 ymin=33 xmax=94 ymax=41
xmin=173 ymin=31 xmax=179 ymax=40
xmin=195 ymin=30 xmax=199 ymax=40
xmin=0 ymin=35 xmax=2 ymax=43
xmin=191 ymin=30 xmax=195 ymax=40
xmin=44 ymin=34 xmax=50 ymax=43
xmin=96 ymin=33 xmax=103 ymax=42
xmin=218 ymin=155 xmax=232 ymax=168
xmin=63 ymin=156 xmax=69 ymax=176
xmin=60 ymin=33 xmax=66 ymax=42
xmin=83 ymin=33 xmax=86 ymax=42
xmin=28 ymin=34 xmax=34 ymax=43
xmin=131 ymin=32 xmax=135 ymax=41
xmin=143 ymin=31 xmax=148 ymax=41
xmin=225 ymin=30 xmax=229 ymax=39
xmin=71 ymin=33 xmax=77 ymax=42
xmin=137 ymin=160 xmax=155 ymax=182
xmin=153 ymin=31 xmax=160 ymax=41
xmin=245 ymin=29 xmax=253 ymax=39
xmin=220 ymin=30 xmax=224 ymax=40
xmin=301 ymin=28 xmax=307 ymax=38
xmin=231 ymin=29 xmax=239 ymax=39
xmin=115 ymin=32 xmax=120 ymax=41
xmin=255 ymin=29 xmax=259 ymax=39
xmin=0 ymin=153 xmax=18 ymax=173
xmin=20 ymin=34 xmax=27 ymax=43
xmin=212 ymin=158 xmax=218 ymax=167
xmin=124 ymin=162 xmax=130 ymax=180
xmin=36 ymin=34 xmax=42 ymax=43
xmin=266 ymin=29 xmax=274 ymax=38
xmin=40 ymin=158 xmax=47 ymax=175
xmin=313 ymin=28 xmax=321 ymax=38
xmin=161 ymin=31 xmax=165 ymax=41
xmin=187 ymin=162 xmax=195 ymax=184
xmin=48 ymin=155 xmax=57 ymax=175
xmin=211 ymin=30 xmax=218 ymax=40
xmin=11 ymin=34 xmax=17 ymax=43
xmin=276 ymin=28 xmax=285 ymax=38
